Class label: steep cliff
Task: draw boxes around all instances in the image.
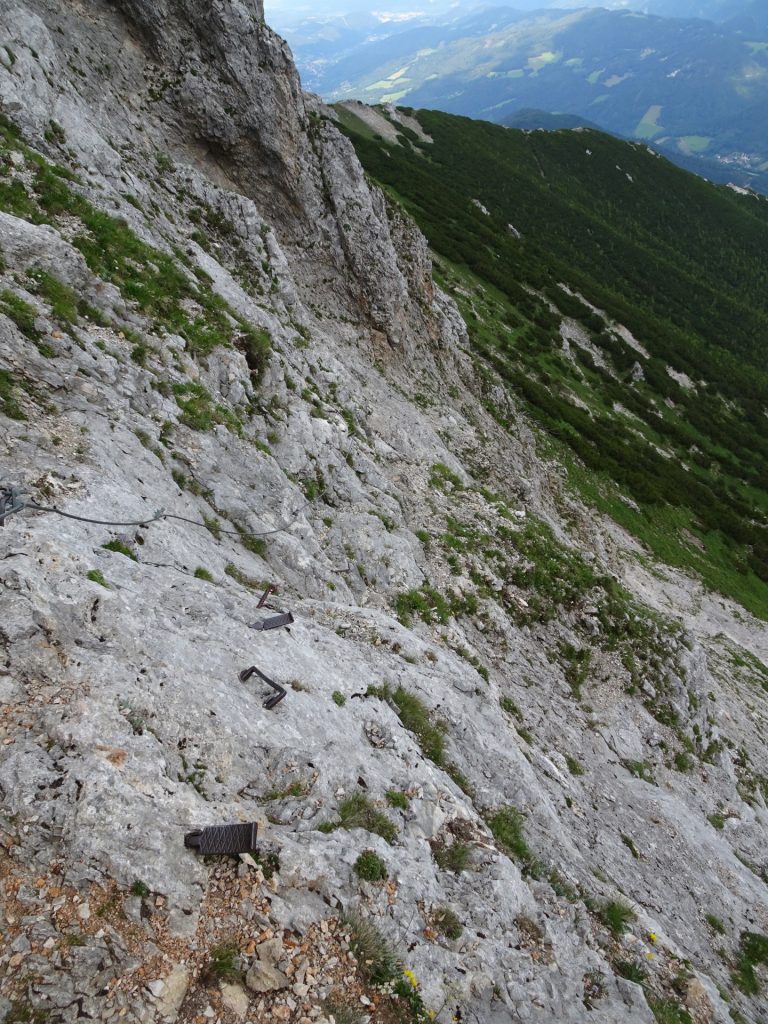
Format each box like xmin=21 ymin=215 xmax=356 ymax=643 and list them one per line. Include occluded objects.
xmin=0 ymin=3 xmax=767 ymax=1024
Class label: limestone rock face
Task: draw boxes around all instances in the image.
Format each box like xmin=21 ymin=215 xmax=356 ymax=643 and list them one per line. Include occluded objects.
xmin=0 ymin=2 xmax=767 ymax=1024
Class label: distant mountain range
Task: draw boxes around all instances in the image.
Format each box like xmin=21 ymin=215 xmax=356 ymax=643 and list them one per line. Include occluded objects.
xmin=280 ymin=1 xmax=768 ymax=193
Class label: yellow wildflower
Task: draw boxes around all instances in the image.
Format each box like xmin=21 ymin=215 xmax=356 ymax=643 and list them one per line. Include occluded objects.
xmin=403 ymin=969 xmax=418 ymax=988
xmin=648 ymin=932 xmax=657 ymax=943
xmin=646 ymin=952 xmax=654 ymax=960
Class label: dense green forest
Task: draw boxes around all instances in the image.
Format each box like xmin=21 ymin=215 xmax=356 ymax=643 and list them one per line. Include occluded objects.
xmin=337 ymin=106 xmax=768 ymax=616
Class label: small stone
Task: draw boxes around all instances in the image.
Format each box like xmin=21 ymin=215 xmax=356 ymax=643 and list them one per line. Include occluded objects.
xmin=256 ymin=938 xmax=283 ymax=966
xmin=245 ymin=961 xmax=289 ymax=993
xmin=220 ymin=981 xmax=249 ymax=1018
xmin=272 ymin=1007 xmax=290 ymax=1021
xmin=147 ymin=979 xmax=166 ymax=998
xmin=77 ymin=903 xmax=91 ymax=921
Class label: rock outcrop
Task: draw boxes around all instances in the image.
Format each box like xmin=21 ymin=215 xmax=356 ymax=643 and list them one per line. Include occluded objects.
xmin=0 ymin=2 xmax=767 ymax=1023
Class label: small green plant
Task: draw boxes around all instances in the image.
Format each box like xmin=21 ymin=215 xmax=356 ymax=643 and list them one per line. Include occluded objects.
xmin=565 ymin=755 xmax=584 ymax=776
xmin=732 ymin=930 xmax=768 ymax=995
xmin=341 ymin=908 xmax=399 ymax=984
xmin=201 ymin=942 xmax=241 ymax=984
xmin=44 ymin=119 xmax=66 ymax=145
xmin=673 ymin=750 xmax=694 ymax=772
xmin=0 ymin=289 xmax=40 ymax=340
xmin=224 ymin=562 xmax=265 ymax=591
xmin=155 ymin=150 xmax=175 ymax=174
xmin=648 ymin=998 xmax=692 ymax=1024
xmin=6 ymin=1001 xmax=49 ymax=1023
xmin=62 ymin=933 xmax=86 ymax=947
xmin=332 ymin=690 xmax=347 ymax=707
xmin=598 ymin=899 xmax=635 ymax=936
xmin=708 ymin=812 xmax=726 ymax=830
xmin=0 ymin=369 xmax=26 ymax=420
xmin=385 ymin=789 xmax=409 ymax=810
xmin=430 ymin=906 xmax=463 ymax=940
xmin=500 ymin=695 xmax=522 ymax=718
xmin=203 ymin=515 xmax=221 ymax=540
xmin=616 ymin=960 xmax=647 ymax=983
xmin=86 ymin=569 xmax=109 ymax=589
xmin=194 ymin=566 xmax=214 ymax=582
xmin=394 ymin=584 xmax=451 ymax=626
xmin=389 ymin=686 xmax=446 ymax=764
xmin=102 ymin=539 xmax=136 ymax=561
xmin=623 ymin=759 xmax=655 ymax=783
xmin=263 ymin=780 xmax=307 ymax=801
xmin=433 ymin=841 xmax=471 ymax=873
xmin=705 ymin=913 xmax=726 ymax=935
xmin=429 ymin=462 xmax=463 ymax=492
xmin=237 ymin=526 xmax=267 ymax=557
xmin=354 ymin=849 xmax=388 ymax=882
xmin=485 ymin=806 xmax=540 ymax=877
xmin=321 ymin=793 xmax=398 ymax=844
xmin=621 ymin=834 xmax=641 ymax=860
xmin=130 ymin=879 xmax=150 ymax=898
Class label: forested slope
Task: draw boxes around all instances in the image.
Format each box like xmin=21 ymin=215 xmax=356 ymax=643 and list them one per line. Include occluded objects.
xmin=339 ymin=106 xmax=768 ymax=614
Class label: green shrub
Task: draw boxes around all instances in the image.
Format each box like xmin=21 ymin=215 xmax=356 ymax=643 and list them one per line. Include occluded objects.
xmin=130 ymin=879 xmax=150 ymax=898
xmin=329 ymin=793 xmax=398 ymax=845
xmin=621 ymin=834 xmax=641 ymax=859
xmin=708 ymin=812 xmax=725 ymax=830
xmin=354 ymin=849 xmax=387 ymax=882
xmin=237 ymin=526 xmax=267 ymax=557
xmin=0 ymin=289 xmax=40 ymax=340
xmin=616 ymin=960 xmax=647 ymax=983
xmin=194 ymin=566 xmax=214 ymax=582
xmin=0 ymin=370 xmax=26 ymax=420
xmin=485 ymin=806 xmax=539 ymax=876
xmin=394 ymin=584 xmax=451 ymax=626
xmin=224 ymin=562 xmax=265 ymax=591
xmin=733 ymin=931 xmax=768 ymax=995
xmin=598 ymin=899 xmax=635 ymax=935
xmin=705 ymin=913 xmax=726 ymax=935
xmin=86 ymin=569 xmax=109 ymax=588
xmin=433 ymin=842 xmax=471 ymax=874
xmin=102 ymin=539 xmax=136 ymax=561
xmin=201 ymin=942 xmax=241 ymax=984
xmin=390 ymin=687 xmax=446 ymax=764
xmin=431 ymin=906 xmax=463 ymax=940
xmin=332 ymin=690 xmax=347 ymax=707
xmin=648 ymin=998 xmax=693 ymax=1024
xmin=341 ymin=908 xmax=399 ymax=984
xmin=429 ymin=462 xmax=463 ymax=492
xmin=673 ymin=751 xmax=694 ymax=772
xmin=385 ymin=789 xmax=409 ymax=810
xmin=565 ymin=755 xmax=584 ymax=776
xmin=203 ymin=515 xmax=221 ymax=540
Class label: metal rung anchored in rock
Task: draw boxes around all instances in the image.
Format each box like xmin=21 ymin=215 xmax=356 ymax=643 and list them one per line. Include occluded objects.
xmin=239 ymin=665 xmax=287 ymax=709
xmin=184 ymin=822 xmax=258 ymax=855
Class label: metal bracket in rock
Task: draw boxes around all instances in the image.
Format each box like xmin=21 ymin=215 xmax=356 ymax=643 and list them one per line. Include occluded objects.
xmin=250 ymin=611 xmax=294 ymax=631
xmin=184 ymin=822 xmax=259 ymax=855
xmin=250 ymin=587 xmax=293 ymax=631
xmin=239 ymin=665 xmax=287 ymax=709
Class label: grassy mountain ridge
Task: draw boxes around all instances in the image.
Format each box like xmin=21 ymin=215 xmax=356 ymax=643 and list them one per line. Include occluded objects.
xmin=337 ymin=105 xmax=768 ymax=615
